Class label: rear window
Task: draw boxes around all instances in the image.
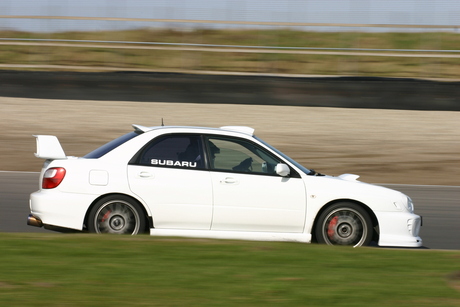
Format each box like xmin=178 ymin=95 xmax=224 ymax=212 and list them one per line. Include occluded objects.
xmin=84 ymin=131 xmax=141 ymax=159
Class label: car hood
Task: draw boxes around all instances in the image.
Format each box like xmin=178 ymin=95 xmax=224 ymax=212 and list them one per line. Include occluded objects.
xmin=305 ymin=173 xmax=409 ymax=212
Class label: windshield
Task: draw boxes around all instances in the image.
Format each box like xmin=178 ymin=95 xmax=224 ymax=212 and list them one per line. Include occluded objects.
xmin=84 ymin=131 xmax=141 ymax=159
xmin=255 ymin=136 xmax=312 ymax=175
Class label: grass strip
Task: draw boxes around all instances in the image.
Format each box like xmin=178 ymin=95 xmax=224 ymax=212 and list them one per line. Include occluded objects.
xmin=1 ymin=233 xmax=459 ymax=306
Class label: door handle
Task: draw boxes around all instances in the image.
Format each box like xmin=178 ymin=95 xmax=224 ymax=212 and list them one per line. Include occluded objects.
xmin=139 ymin=171 xmax=153 ymax=178
xmin=221 ymin=177 xmax=237 ymax=184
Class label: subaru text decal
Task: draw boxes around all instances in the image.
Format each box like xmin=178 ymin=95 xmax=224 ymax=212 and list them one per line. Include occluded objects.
xmin=151 ymin=159 xmax=197 ymax=168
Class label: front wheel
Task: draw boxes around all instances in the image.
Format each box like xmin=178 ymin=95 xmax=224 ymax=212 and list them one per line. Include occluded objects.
xmin=315 ymin=202 xmax=373 ymax=247
xmin=88 ymin=196 xmax=146 ymax=235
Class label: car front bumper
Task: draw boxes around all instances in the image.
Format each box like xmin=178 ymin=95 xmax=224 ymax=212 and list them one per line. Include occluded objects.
xmin=376 ymin=211 xmax=423 ymax=247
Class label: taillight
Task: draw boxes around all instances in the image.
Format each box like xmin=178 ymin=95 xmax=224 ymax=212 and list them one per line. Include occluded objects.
xmin=42 ymin=167 xmax=66 ymax=189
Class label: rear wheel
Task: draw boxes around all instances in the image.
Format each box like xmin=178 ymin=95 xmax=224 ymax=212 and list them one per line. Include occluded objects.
xmin=88 ymin=195 xmax=146 ymax=235
xmin=315 ymin=202 xmax=373 ymax=247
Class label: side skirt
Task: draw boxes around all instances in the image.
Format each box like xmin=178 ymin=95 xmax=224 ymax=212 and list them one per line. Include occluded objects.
xmin=149 ymin=228 xmax=311 ymax=243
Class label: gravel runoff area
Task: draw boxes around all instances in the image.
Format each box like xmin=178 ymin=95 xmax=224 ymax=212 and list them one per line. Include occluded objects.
xmin=2 ymin=96 xmax=460 ymax=186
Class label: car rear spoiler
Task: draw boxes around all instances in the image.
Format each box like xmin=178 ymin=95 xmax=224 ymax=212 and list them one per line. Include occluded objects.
xmin=34 ymin=135 xmax=67 ymax=160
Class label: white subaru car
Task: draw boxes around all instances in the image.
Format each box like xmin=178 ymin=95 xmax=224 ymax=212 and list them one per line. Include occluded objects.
xmin=28 ymin=125 xmax=422 ymax=247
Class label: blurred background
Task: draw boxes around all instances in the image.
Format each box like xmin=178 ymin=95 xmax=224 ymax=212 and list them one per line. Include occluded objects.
xmin=1 ymin=0 xmax=459 ymax=79
xmin=1 ymin=0 xmax=460 ymax=184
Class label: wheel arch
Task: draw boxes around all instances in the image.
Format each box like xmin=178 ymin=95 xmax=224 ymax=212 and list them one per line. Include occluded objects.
xmin=83 ymin=193 xmax=153 ymax=232
xmin=311 ymin=199 xmax=379 ymax=243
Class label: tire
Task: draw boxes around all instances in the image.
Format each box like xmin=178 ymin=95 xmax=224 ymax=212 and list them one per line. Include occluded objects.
xmin=315 ymin=202 xmax=373 ymax=247
xmin=88 ymin=195 xmax=146 ymax=235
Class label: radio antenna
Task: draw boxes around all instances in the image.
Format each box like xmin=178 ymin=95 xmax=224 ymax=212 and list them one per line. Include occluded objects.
xmin=161 ymin=118 xmax=164 ymax=126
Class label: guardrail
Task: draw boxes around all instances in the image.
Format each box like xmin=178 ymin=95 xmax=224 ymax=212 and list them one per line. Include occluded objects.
xmin=0 ymin=38 xmax=459 ymax=58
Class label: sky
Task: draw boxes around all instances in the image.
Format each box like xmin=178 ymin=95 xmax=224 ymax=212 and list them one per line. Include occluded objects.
xmin=1 ymin=0 xmax=459 ymax=33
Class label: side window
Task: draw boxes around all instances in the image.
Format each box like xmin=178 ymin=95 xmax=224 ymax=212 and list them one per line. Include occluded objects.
xmin=136 ymin=135 xmax=205 ymax=169
xmin=206 ymin=137 xmax=281 ymax=175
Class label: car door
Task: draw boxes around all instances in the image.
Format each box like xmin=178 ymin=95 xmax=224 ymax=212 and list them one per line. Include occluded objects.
xmin=206 ymin=136 xmax=307 ymax=233
xmin=127 ymin=134 xmax=213 ymax=230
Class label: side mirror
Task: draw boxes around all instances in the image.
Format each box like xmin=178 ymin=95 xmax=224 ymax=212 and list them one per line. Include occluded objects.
xmin=275 ymin=163 xmax=290 ymax=177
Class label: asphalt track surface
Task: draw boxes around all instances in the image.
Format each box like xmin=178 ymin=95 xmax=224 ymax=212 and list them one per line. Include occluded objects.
xmin=1 ymin=171 xmax=459 ymax=250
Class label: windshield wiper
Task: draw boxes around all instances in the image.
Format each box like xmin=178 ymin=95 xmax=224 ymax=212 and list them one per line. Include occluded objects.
xmin=308 ymin=169 xmax=325 ymax=176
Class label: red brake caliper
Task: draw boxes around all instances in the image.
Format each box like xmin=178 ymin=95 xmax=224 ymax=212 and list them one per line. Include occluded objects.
xmin=101 ymin=211 xmax=111 ymax=222
xmin=327 ymin=216 xmax=339 ymax=238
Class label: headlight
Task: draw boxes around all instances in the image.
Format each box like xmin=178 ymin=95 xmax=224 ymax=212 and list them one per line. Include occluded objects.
xmin=393 ymin=196 xmax=414 ymax=213
xmin=405 ymin=197 xmax=414 ymax=213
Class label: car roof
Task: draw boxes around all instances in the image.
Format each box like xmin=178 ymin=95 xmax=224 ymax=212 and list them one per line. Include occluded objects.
xmin=132 ymin=124 xmax=255 ymax=136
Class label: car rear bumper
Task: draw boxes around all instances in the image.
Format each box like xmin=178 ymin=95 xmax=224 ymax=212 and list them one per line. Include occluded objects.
xmin=29 ymin=190 xmax=96 ymax=231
